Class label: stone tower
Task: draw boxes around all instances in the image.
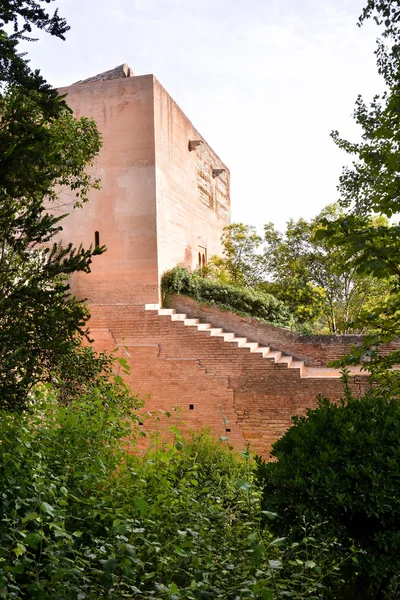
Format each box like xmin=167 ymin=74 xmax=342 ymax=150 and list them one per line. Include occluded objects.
xmin=56 ymin=64 xmax=230 ymax=304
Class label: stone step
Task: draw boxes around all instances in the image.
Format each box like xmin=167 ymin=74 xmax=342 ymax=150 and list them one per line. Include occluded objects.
xmin=214 ymin=332 xmax=236 ymax=341
xmin=265 ymin=350 xmax=282 ymax=362
xmin=171 ymin=313 xmax=187 ymax=321
xmin=183 ymin=318 xmax=200 ymax=326
xmin=197 ymin=323 xmax=212 ymax=331
xmin=158 ymin=308 xmax=176 ymax=316
xmin=145 ymin=303 xmax=161 ymax=311
xmin=242 ymin=342 xmax=260 ymax=351
xmin=209 ymin=328 xmax=224 ymax=336
xmin=290 ymin=360 xmax=305 ymax=374
xmin=278 ymin=355 xmax=293 ymax=367
xmin=228 ymin=337 xmax=248 ymax=347
xmin=253 ymin=346 xmax=271 ymax=356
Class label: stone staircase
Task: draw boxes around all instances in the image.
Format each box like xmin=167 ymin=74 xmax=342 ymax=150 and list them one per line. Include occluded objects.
xmin=87 ymin=302 xmax=368 ymax=456
xmin=143 ymin=304 xmax=359 ymax=379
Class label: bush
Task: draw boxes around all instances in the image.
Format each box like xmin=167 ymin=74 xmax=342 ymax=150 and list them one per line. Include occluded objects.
xmin=0 ymin=387 xmax=349 ymax=599
xmin=161 ymin=266 xmax=295 ymax=328
xmin=256 ymin=389 xmax=400 ymax=599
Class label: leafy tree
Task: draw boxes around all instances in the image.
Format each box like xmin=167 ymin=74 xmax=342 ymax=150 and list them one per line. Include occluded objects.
xmin=262 ymin=206 xmax=392 ymax=333
xmin=219 ymin=223 xmax=265 ymax=286
xmin=317 ymin=0 xmax=400 ymax=384
xmin=256 ymin=388 xmax=400 ymax=599
xmin=0 ymin=1 xmax=69 ymax=112
xmin=0 ymin=2 xmax=103 ymax=409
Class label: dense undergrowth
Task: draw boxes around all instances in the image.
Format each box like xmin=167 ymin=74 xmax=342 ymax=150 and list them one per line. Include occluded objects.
xmin=0 ymin=383 xmax=354 ymax=600
xmin=161 ymin=266 xmax=295 ymax=329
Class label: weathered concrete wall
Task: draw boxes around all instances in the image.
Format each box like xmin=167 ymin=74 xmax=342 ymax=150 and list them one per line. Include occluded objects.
xmin=56 ymin=75 xmax=159 ymax=304
xmin=153 ymin=78 xmax=230 ymax=279
xmin=168 ymin=295 xmax=400 ymax=367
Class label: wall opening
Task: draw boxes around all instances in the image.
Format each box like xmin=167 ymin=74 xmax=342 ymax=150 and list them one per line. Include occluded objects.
xmin=95 ymin=231 xmax=100 ymax=247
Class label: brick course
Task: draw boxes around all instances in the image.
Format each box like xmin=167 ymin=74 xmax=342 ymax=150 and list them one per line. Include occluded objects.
xmin=168 ymin=295 xmax=400 ymax=367
xmin=88 ymin=303 xmax=369 ymax=457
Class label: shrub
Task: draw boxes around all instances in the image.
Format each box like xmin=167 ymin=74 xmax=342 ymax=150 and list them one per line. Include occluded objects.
xmin=256 ymin=389 xmax=400 ymax=599
xmin=0 ymin=387 xmax=349 ymax=599
xmin=161 ymin=266 xmax=295 ymax=328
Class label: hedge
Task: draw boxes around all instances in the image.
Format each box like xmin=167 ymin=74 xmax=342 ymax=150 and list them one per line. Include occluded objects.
xmin=161 ymin=266 xmax=295 ymax=328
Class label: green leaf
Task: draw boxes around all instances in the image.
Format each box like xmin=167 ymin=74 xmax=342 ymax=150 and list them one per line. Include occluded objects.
xmin=13 ymin=543 xmax=26 ymax=557
xmin=134 ymin=498 xmax=148 ymax=518
xmin=261 ymin=510 xmax=278 ymax=520
xmin=270 ymin=537 xmax=286 ymax=547
xmin=40 ymin=502 xmax=55 ymax=517
xmin=24 ymin=532 xmax=41 ymax=548
xmin=235 ymin=479 xmax=252 ymax=493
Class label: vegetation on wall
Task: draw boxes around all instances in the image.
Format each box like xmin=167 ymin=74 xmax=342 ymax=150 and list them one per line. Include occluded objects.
xmin=161 ymin=265 xmax=295 ymax=329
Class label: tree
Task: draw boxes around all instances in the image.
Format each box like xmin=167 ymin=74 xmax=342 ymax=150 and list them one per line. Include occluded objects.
xmin=262 ymin=206 xmax=391 ymax=334
xmin=0 ymin=2 xmax=104 ymax=409
xmin=256 ymin=389 xmax=400 ymax=599
xmin=218 ymin=223 xmax=265 ymax=286
xmin=318 ymin=0 xmax=400 ymax=384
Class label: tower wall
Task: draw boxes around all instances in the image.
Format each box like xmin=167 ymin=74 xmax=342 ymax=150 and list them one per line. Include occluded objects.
xmin=56 ymin=71 xmax=231 ymax=305
xmin=153 ymin=78 xmax=230 ymax=277
xmin=57 ymin=75 xmax=159 ymax=304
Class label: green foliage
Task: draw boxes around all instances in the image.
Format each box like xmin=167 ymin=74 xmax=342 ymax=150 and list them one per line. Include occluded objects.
xmin=316 ymin=0 xmax=400 ymax=382
xmin=219 ymin=223 xmax=265 ymax=286
xmin=0 ymin=1 xmax=69 ymax=114
xmin=256 ymin=389 xmax=400 ymax=598
xmin=161 ymin=266 xmax=295 ymax=328
xmin=0 ymin=3 xmax=105 ymax=409
xmin=262 ymin=206 xmax=392 ymax=334
xmin=0 ymin=388 xmax=351 ymax=599
xmin=204 ymin=209 xmax=391 ymax=334
xmin=0 ymin=87 xmax=103 ymax=409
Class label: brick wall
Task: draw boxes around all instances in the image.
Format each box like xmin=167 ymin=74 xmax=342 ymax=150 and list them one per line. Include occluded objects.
xmin=168 ymin=295 xmax=400 ymax=367
xmin=88 ymin=303 xmax=369 ymax=457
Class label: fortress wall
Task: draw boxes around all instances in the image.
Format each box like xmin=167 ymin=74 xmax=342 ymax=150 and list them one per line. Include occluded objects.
xmin=88 ymin=304 xmax=369 ymax=457
xmin=56 ymin=75 xmax=159 ymax=304
xmin=153 ymin=77 xmax=230 ymax=279
xmin=168 ymin=295 xmax=400 ymax=367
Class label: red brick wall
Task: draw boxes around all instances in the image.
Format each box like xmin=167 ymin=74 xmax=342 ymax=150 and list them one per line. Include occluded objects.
xmin=88 ymin=303 xmax=369 ymax=457
xmin=168 ymin=295 xmax=400 ymax=367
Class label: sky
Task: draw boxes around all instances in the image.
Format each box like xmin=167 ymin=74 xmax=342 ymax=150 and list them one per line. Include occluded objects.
xmin=20 ymin=0 xmax=385 ymax=231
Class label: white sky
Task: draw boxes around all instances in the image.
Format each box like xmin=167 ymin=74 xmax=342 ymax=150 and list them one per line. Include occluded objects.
xmin=20 ymin=0 xmax=385 ymax=231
